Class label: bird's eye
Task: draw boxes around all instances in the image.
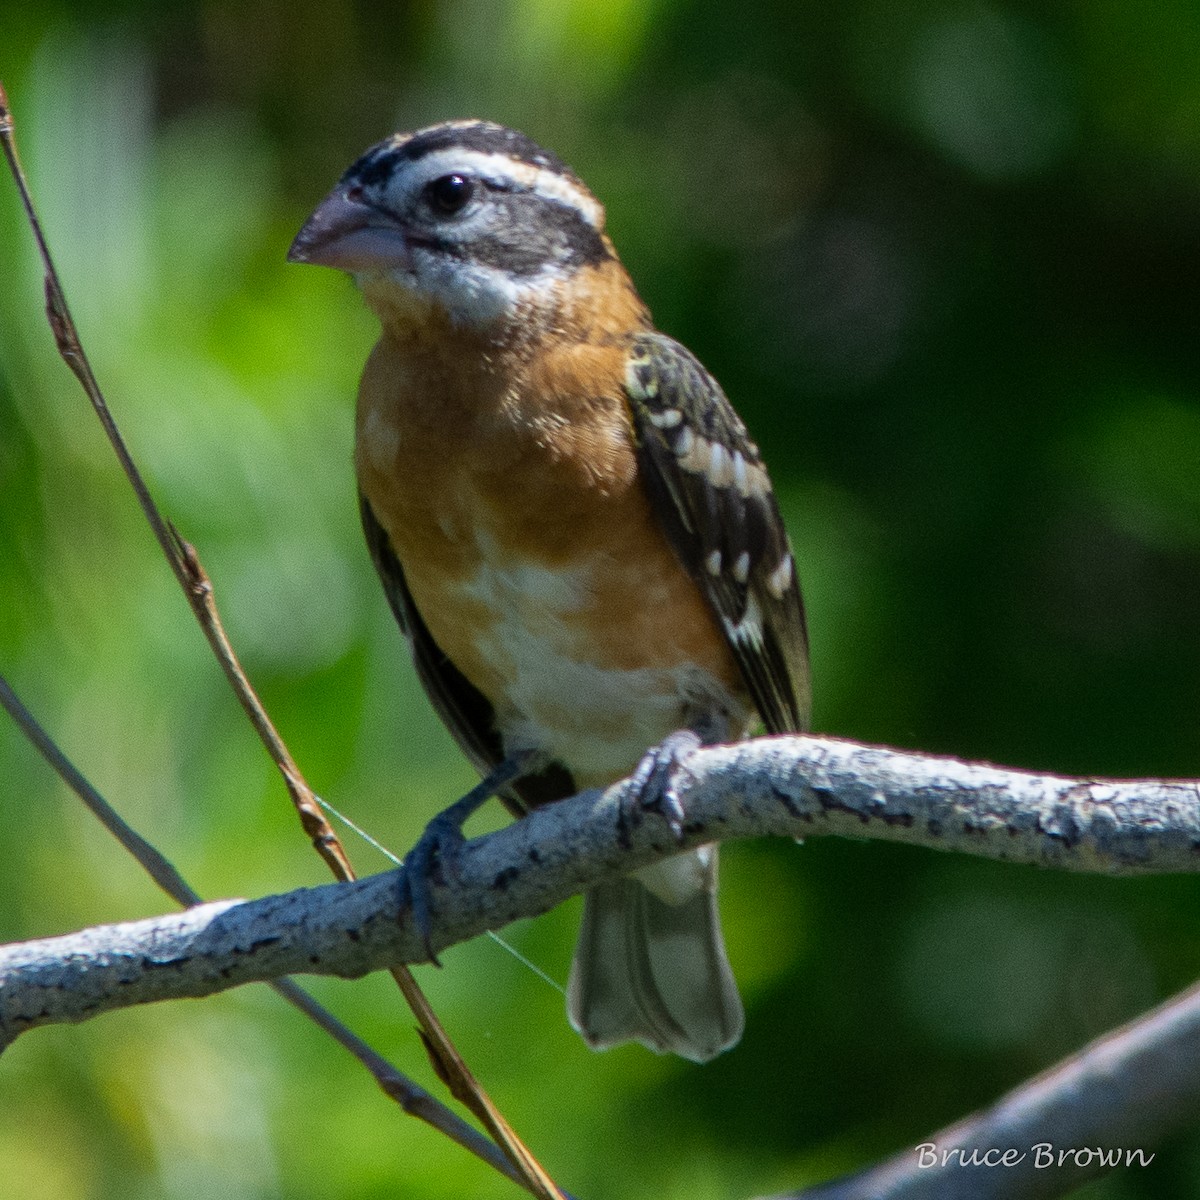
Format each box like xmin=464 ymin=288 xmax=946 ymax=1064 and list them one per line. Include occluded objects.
xmin=425 ymin=173 xmax=476 ymax=215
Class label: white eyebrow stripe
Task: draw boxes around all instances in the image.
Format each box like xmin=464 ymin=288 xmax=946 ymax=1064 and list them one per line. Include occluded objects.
xmin=403 ymin=148 xmax=605 ymax=230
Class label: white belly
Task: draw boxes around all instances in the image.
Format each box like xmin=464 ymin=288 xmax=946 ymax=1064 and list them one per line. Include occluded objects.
xmin=452 ymin=544 xmax=743 ymax=788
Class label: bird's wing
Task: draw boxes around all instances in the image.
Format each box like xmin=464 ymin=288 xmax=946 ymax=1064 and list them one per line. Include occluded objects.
xmin=623 ymin=332 xmax=811 ymax=734
xmin=360 ymin=494 xmax=575 ymax=813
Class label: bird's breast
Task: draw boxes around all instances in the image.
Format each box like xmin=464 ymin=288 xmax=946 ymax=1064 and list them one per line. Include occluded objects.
xmin=355 ymin=333 xmax=747 ymax=785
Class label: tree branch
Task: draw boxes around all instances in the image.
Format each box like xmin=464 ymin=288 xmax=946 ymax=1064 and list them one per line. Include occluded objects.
xmin=5 ymin=733 xmax=1200 ymax=1043
xmin=6 ymin=734 xmax=1200 ymax=1197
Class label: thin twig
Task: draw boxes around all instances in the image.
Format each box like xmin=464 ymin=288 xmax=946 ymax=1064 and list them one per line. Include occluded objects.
xmin=1 ymin=80 xmax=345 ymax=879
xmin=0 ymin=79 xmax=563 ymax=1200
xmin=0 ymin=674 xmax=200 ymax=904
xmin=171 ymin=536 xmax=356 ymax=877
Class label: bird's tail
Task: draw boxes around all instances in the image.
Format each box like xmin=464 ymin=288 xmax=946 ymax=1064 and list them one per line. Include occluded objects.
xmin=566 ymin=845 xmax=743 ymax=1063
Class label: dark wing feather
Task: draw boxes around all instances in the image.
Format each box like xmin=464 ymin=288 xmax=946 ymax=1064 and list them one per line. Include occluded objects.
xmin=623 ymin=333 xmax=811 ymax=735
xmin=359 ymin=495 xmax=574 ymax=813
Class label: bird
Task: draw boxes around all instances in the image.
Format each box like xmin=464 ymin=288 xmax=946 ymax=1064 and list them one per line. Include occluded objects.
xmin=288 ymin=120 xmax=810 ymax=1062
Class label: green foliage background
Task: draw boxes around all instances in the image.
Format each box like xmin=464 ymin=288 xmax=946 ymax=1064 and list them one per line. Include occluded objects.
xmin=3 ymin=2 xmax=1200 ymax=1197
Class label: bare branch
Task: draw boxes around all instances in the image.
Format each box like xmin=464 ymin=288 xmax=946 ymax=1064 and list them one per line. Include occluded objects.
xmin=5 ymin=734 xmax=1200 ymax=1039
xmin=4 ymin=732 xmax=1200 ymax=1197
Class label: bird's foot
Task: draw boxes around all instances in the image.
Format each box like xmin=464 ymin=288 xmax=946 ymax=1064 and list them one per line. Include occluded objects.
xmin=398 ymin=754 xmax=530 ymax=964
xmin=619 ymin=729 xmax=703 ymax=847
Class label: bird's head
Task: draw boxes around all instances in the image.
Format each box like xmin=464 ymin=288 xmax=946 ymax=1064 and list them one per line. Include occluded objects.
xmin=289 ymin=120 xmax=619 ymax=334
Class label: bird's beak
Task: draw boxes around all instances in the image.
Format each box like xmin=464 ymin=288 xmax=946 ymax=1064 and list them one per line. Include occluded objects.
xmin=288 ymin=188 xmax=411 ymax=272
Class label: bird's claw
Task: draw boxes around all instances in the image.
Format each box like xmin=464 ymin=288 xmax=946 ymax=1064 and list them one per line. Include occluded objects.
xmin=397 ymin=753 xmax=532 ymax=965
xmin=398 ymin=812 xmax=469 ymax=966
xmin=620 ymin=729 xmax=702 ymax=845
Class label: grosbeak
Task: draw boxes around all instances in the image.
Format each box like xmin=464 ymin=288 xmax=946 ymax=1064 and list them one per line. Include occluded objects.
xmin=289 ymin=120 xmax=810 ymax=1061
